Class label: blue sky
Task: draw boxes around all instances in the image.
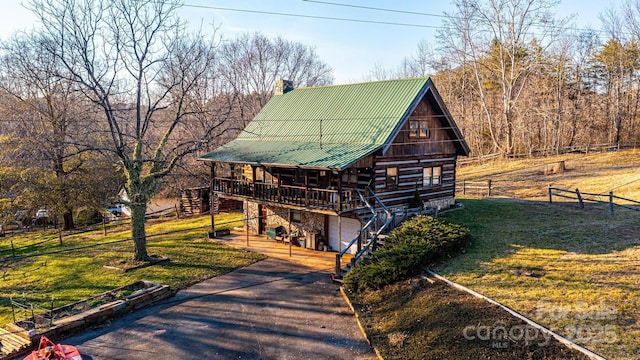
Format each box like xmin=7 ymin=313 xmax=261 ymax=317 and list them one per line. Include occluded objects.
xmin=1 ymin=0 xmax=616 ymax=83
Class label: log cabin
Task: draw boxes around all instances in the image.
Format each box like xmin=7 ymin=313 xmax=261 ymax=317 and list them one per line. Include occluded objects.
xmin=198 ymin=77 xmax=469 ymax=277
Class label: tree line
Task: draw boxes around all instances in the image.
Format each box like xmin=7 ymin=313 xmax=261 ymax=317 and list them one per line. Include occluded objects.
xmin=0 ymin=0 xmax=331 ymax=260
xmin=371 ymin=0 xmax=640 ymax=157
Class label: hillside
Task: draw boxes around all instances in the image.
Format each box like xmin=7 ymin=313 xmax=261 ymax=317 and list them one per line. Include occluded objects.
xmin=457 ymin=149 xmax=640 ymax=202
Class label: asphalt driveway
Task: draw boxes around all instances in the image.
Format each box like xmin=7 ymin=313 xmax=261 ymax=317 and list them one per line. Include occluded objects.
xmin=66 ymin=258 xmax=376 ymax=359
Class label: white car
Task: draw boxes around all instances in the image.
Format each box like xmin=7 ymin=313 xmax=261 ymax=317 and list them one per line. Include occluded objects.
xmin=35 ymin=209 xmax=49 ymax=219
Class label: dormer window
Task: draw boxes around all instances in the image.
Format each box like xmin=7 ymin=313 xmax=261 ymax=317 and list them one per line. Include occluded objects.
xmin=409 ymin=120 xmax=430 ymax=138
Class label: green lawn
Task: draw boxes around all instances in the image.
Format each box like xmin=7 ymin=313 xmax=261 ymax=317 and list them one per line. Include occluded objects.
xmin=439 ymin=198 xmax=640 ymax=360
xmin=0 ymin=213 xmax=265 ymax=326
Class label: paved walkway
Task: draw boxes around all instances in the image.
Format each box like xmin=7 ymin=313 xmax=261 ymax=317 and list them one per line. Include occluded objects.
xmin=66 ymin=234 xmax=375 ymax=360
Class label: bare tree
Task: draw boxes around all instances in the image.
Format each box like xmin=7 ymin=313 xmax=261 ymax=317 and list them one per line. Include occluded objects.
xmin=29 ymin=0 xmax=224 ymax=260
xmin=0 ymin=32 xmax=110 ymax=230
xmin=439 ymin=0 xmax=570 ymax=155
xmin=218 ymin=32 xmax=333 ymax=120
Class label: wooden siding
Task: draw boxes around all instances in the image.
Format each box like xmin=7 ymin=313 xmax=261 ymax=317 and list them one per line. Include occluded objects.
xmin=385 ymin=98 xmax=457 ymax=157
xmin=371 ymin=155 xmax=457 ymax=208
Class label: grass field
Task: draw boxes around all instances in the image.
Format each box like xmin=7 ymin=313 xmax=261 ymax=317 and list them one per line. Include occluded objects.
xmin=458 ymin=149 xmax=640 ymax=201
xmin=0 ymin=213 xmax=265 ymax=327
xmin=437 ymin=149 xmax=640 ymax=359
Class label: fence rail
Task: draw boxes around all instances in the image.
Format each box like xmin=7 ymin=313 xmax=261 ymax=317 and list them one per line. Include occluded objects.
xmin=548 ymin=185 xmax=640 ymax=215
xmin=456 ymin=179 xmax=493 ymax=197
xmin=459 ymin=141 xmax=640 ymax=165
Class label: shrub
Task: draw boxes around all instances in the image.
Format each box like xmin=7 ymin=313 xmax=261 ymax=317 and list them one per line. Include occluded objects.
xmin=344 ymin=215 xmax=469 ymax=293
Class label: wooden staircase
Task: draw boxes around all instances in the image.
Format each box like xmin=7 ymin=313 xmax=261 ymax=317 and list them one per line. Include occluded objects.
xmin=334 ymin=189 xmax=393 ymax=280
xmin=0 ymin=324 xmax=32 ymax=358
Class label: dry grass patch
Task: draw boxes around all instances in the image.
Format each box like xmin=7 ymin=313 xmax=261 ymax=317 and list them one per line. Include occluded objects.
xmin=349 ymin=278 xmax=591 ymax=360
xmin=458 ymin=149 xmax=640 ymax=201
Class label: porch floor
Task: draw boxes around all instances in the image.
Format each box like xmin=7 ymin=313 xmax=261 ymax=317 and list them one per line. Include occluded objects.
xmin=212 ymin=230 xmax=352 ymax=271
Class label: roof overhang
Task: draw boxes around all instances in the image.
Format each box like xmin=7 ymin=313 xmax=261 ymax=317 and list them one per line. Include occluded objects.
xmin=198 ymin=140 xmax=382 ymax=171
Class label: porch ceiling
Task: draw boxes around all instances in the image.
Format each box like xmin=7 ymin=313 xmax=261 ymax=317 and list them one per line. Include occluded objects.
xmin=198 ymin=140 xmax=380 ymax=170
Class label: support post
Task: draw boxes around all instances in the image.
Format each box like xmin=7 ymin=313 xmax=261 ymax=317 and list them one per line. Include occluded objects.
xmin=576 ymin=188 xmax=584 ymax=208
xmin=58 ymin=228 xmax=63 ymax=245
xmin=338 ymin=216 xmax=342 ymax=254
xmin=463 ymin=179 xmax=466 ymax=195
xmin=210 ymin=163 xmax=216 ymax=238
xmin=11 ymin=238 xmax=15 ymax=257
xmin=288 ymin=209 xmax=292 ymax=257
xmin=337 ymin=172 xmax=343 ymax=253
xmin=245 ymin=204 xmax=249 ymax=247
xmin=609 ymin=191 xmax=614 ymax=216
xmin=548 ymin=184 xmax=553 ymax=204
xmin=487 ymin=179 xmax=492 ymax=197
xmin=305 ymin=170 xmax=310 ymax=207
xmin=103 ymin=216 xmax=107 ymax=236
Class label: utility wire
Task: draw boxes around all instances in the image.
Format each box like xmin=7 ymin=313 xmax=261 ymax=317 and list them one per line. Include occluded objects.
xmin=181 ymin=3 xmax=441 ymax=29
xmin=183 ymin=1 xmax=614 ymax=37
xmin=301 ymin=0 xmax=453 ymax=19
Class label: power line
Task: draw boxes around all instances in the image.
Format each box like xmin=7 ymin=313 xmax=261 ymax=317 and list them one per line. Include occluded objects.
xmin=301 ymin=0 xmax=453 ymax=19
xmin=181 ymin=3 xmax=442 ymax=29
xmin=302 ymin=0 xmax=613 ymax=36
xmin=183 ymin=1 xmax=613 ymax=38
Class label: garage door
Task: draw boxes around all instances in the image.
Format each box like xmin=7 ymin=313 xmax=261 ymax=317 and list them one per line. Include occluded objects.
xmin=328 ymin=216 xmax=362 ymax=255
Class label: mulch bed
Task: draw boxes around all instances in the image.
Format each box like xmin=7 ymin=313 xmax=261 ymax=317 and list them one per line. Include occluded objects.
xmin=348 ymin=277 xmax=593 ymax=360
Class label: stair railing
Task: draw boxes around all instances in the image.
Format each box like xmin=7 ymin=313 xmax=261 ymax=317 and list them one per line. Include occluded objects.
xmin=334 ymin=188 xmax=393 ymax=278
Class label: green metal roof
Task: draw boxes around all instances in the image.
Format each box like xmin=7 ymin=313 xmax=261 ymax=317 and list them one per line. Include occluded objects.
xmin=200 ymin=77 xmax=445 ymax=169
xmin=198 ymin=141 xmax=381 ymax=169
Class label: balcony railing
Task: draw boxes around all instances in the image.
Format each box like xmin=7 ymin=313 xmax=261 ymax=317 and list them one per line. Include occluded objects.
xmin=213 ymin=178 xmax=363 ymax=211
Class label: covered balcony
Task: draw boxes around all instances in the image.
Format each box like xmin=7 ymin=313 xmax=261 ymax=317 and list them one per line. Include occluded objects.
xmin=210 ymin=164 xmax=371 ymax=214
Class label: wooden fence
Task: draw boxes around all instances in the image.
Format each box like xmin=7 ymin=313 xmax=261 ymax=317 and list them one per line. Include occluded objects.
xmin=459 ymin=141 xmax=639 ymax=165
xmin=547 ymin=185 xmax=640 ymax=215
xmin=457 ymin=179 xmax=493 ymax=197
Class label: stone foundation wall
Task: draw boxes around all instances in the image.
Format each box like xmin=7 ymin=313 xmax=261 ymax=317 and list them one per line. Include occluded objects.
xmin=245 ymin=201 xmax=260 ymax=233
xmin=244 ymin=202 xmax=326 ymax=237
xmin=424 ymin=197 xmax=455 ymax=211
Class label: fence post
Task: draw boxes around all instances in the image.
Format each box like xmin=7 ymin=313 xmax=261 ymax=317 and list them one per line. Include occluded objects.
xmin=58 ymin=228 xmax=63 ymax=245
xmin=575 ymin=188 xmax=584 ymax=208
xmin=50 ymin=295 xmax=55 ymax=328
xmin=103 ymin=216 xmax=107 ymax=236
xmin=609 ymin=191 xmax=614 ymax=215
xmin=548 ymin=184 xmax=553 ymax=203
xmin=463 ymin=180 xmax=466 ymax=195
xmin=30 ymin=304 xmax=35 ymax=330
xmin=11 ymin=238 xmax=15 ymax=257
xmin=487 ymin=180 xmax=492 ymax=197
xmin=10 ymin=296 xmax=15 ymax=323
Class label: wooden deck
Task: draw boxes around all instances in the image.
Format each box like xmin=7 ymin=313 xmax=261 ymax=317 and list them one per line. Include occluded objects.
xmin=212 ymin=230 xmax=351 ymax=271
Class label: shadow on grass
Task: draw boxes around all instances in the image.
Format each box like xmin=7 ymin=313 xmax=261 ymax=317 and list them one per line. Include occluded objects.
xmin=441 ymin=198 xmax=640 ymax=257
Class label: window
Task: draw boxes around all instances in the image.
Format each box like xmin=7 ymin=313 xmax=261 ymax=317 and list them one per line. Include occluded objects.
xmin=409 ymin=120 xmax=430 ymax=139
xmin=342 ymin=169 xmax=359 ymax=185
xmin=423 ymin=166 xmax=442 ymax=187
xmin=433 ymin=167 xmax=441 ymax=185
xmin=232 ymin=165 xmax=242 ymax=180
xmin=386 ymin=167 xmax=398 ymax=186
xmin=292 ymin=210 xmax=302 ymax=223
xmin=255 ymin=167 xmax=264 ymax=183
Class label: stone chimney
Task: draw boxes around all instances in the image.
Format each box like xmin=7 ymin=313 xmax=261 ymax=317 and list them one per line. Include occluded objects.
xmin=274 ymin=79 xmax=294 ymax=95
